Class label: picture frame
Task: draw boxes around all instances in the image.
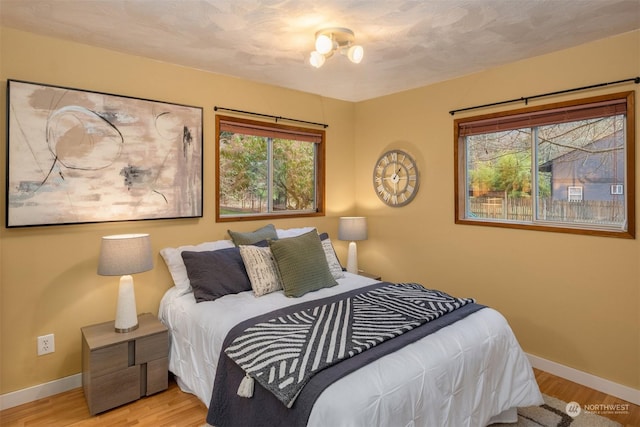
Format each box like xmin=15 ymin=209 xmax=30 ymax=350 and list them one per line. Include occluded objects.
xmin=6 ymin=79 xmax=203 ymax=227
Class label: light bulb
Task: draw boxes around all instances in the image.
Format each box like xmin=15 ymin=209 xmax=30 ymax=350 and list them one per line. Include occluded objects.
xmin=309 ymin=51 xmax=326 ymax=68
xmin=315 ymin=34 xmax=333 ymax=55
xmin=347 ymin=45 xmax=364 ymax=64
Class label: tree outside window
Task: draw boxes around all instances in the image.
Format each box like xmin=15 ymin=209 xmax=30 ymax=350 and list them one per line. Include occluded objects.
xmin=216 ymin=115 xmax=325 ymax=221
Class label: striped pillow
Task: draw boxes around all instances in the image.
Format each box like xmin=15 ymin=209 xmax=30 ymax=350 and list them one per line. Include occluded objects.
xmin=239 ymin=245 xmax=282 ymax=297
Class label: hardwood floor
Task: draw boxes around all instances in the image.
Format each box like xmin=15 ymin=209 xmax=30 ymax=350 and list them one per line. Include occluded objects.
xmin=1 ymin=370 xmax=638 ymax=426
xmin=0 ymin=379 xmax=207 ymax=427
xmin=532 ymin=368 xmax=639 ymax=427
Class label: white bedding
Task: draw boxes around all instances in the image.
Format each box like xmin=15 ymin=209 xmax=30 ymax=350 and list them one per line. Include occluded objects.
xmin=159 ymin=273 xmax=543 ymax=426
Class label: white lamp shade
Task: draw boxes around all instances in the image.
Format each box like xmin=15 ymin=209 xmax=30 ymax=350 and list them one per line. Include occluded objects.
xmin=338 ymin=217 xmax=368 ymax=241
xmin=315 ymin=34 xmax=333 ymax=54
xmin=309 ymin=51 xmax=326 ymax=68
xmin=98 ymin=233 xmax=153 ymax=276
xmin=347 ymin=45 xmax=364 ymax=63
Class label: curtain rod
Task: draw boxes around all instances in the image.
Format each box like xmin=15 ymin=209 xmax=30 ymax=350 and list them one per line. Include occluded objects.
xmin=214 ymin=106 xmax=328 ymax=128
xmin=449 ymin=76 xmax=640 ymax=116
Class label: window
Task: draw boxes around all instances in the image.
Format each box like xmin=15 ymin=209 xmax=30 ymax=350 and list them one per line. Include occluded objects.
xmin=216 ymin=115 xmax=325 ymax=221
xmin=455 ymin=92 xmax=635 ymax=238
xmin=567 ymin=186 xmax=583 ymax=202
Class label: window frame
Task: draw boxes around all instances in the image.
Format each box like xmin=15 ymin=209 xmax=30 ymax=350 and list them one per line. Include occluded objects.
xmin=454 ymin=91 xmax=635 ymax=239
xmin=215 ymin=114 xmax=326 ymax=222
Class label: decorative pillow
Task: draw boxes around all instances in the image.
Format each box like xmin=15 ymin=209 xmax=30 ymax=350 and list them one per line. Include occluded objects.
xmin=181 ymin=248 xmax=252 ymax=302
xmin=228 ymin=224 xmax=277 ymax=246
xmin=276 ymin=227 xmax=316 ymax=239
xmin=321 ymin=238 xmax=345 ymax=279
xmin=248 ymin=239 xmax=270 ymax=248
xmin=239 ymin=245 xmax=282 ymax=297
xmin=160 ymin=239 xmax=236 ymax=295
xmin=269 ymin=230 xmax=337 ymax=297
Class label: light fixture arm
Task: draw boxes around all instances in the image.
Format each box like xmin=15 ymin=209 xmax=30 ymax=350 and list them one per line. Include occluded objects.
xmin=316 ymin=27 xmax=355 ymax=49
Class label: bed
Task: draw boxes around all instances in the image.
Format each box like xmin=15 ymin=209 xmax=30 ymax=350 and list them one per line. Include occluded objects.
xmin=158 ymin=226 xmax=543 ymax=426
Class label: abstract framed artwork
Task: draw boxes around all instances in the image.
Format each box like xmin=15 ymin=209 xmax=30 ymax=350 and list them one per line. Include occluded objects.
xmin=6 ymin=80 xmax=203 ymax=227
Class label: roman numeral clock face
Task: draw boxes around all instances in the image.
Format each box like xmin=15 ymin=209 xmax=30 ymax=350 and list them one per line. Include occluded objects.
xmin=373 ymin=149 xmax=419 ymax=207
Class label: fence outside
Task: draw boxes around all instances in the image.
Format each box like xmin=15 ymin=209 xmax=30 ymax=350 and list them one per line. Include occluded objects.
xmin=468 ymin=197 xmax=625 ymax=225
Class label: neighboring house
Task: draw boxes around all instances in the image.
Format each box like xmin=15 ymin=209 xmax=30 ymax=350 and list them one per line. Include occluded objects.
xmin=538 ymin=132 xmax=625 ymax=202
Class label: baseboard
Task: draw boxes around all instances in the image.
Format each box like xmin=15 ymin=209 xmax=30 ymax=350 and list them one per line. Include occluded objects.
xmin=0 ymin=373 xmax=82 ymax=411
xmin=527 ymin=353 xmax=640 ymax=405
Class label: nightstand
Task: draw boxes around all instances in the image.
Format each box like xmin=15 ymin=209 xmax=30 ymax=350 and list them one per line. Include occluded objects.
xmin=81 ymin=312 xmax=168 ymax=415
xmin=359 ymin=271 xmax=382 ymax=281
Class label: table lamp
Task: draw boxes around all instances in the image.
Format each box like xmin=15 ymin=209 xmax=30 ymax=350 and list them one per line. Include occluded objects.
xmin=97 ymin=233 xmax=153 ymax=333
xmin=338 ymin=217 xmax=368 ymax=274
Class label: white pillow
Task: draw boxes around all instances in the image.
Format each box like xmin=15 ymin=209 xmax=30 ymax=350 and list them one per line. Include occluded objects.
xmin=160 ymin=239 xmax=235 ymax=295
xmin=239 ymin=245 xmax=282 ymax=297
xmin=321 ymin=238 xmax=345 ymax=279
xmin=276 ymin=227 xmax=316 ymax=238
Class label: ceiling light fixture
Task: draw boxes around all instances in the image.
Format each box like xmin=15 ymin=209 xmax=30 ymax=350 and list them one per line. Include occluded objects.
xmin=309 ymin=27 xmax=364 ymax=68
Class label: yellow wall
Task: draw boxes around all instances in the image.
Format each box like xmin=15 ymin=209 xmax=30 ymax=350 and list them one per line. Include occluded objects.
xmin=354 ymin=31 xmax=640 ymax=390
xmin=0 ymin=26 xmax=638 ymax=396
xmin=0 ymin=27 xmax=356 ymax=394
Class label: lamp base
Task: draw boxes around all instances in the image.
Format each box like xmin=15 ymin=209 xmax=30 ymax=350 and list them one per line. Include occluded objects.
xmin=346 ymin=241 xmax=358 ymax=274
xmin=115 ymin=275 xmax=139 ymax=333
xmin=115 ymin=324 xmax=139 ymax=333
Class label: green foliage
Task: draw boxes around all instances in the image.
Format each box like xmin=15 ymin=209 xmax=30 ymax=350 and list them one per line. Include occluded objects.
xmin=219 ymin=132 xmax=315 ymax=213
xmin=537 ymin=171 xmax=551 ymax=198
xmin=493 ymin=154 xmax=532 ymax=197
xmin=469 ymin=163 xmax=495 ymax=195
xmin=273 ymin=140 xmax=314 ymax=210
xmin=219 ymin=132 xmax=268 ymax=210
xmin=469 ymin=153 xmax=532 ymax=198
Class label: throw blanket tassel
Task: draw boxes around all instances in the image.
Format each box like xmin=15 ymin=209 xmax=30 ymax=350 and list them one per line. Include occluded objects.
xmin=237 ymin=373 xmax=254 ymax=398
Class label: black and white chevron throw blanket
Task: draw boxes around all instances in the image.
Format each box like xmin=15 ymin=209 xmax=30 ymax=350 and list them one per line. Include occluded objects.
xmin=224 ymin=282 xmax=475 ymax=408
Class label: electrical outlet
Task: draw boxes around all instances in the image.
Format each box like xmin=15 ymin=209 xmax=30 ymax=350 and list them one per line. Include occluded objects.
xmin=37 ymin=333 xmax=55 ymax=356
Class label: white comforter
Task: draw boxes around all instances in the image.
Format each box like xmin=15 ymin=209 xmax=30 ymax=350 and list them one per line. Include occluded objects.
xmin=159 ymin=273 xmax=543 ymax=426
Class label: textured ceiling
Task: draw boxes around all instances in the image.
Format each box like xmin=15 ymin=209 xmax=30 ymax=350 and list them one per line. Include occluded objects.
xmin=1 ymin=0 xmax=639 ymax=102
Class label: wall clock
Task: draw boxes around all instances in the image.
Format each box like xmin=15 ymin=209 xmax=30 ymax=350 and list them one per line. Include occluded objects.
xmin=373 ymin=149 xmax=419 ymax=207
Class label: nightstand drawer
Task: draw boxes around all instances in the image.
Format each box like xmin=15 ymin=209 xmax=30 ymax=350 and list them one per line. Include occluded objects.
xmin=88 ymin=365 xmax=140 ymax=414
xmin=90 ymin=341 xmax=130 ymax=377
xmin=145 ymin=357 xmax=169 ymax=395
xmin=135 ymin=332 xmax=167 ymax=364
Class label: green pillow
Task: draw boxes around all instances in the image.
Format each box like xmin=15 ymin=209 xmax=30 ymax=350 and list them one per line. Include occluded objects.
xmin=269 ymin=230 xmax=337 ymax=297
xmin=228 ymin=224 xmax=277 ymax=246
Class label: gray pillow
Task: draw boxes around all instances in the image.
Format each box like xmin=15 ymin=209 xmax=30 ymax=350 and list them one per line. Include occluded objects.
xmin=228 ymin=224 xmax=277 ymax=246
xmin=181 ymin=248 xmax=252 ymax=302
xmin=269 ymin=229 xmax=337 ymax=297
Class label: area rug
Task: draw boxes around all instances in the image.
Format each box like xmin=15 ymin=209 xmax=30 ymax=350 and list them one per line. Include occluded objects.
xmin=492 ymin=394 xmax=622 ymax=427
